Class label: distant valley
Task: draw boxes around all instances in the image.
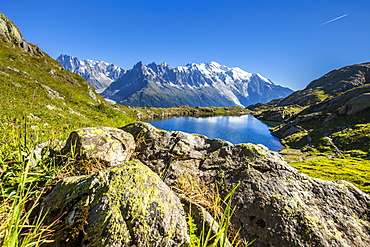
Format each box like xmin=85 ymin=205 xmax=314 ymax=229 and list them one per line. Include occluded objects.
xmin=58 ymin=54 xmax=294 ymax=107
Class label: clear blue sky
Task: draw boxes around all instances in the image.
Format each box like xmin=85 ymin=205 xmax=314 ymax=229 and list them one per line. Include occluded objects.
xmin=1 ymin=0 xmax=370 ymax=90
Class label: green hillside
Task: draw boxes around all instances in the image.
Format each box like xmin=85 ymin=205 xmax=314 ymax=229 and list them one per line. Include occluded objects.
xmin=0 ymin=39 xmax=133 ymax=131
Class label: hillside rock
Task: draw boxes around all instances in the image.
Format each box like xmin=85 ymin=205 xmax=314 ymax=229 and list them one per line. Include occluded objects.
xmin=338 ymin=92 xmax=370 ymax=115
xmin=0 ymin=12 xmax=43 ymax=56
xmin=306 ymin=62 xmax=370 ymax=93
xmin=121 ymin=122 xmax=370 ymax=246
xmin=42 ymin=160 xmax=190 ymax=246
xmin=61 ymin=127 xmax=135 ymax=166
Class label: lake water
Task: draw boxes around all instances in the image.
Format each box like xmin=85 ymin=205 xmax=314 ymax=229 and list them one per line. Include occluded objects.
xmin=146 ymin=115 xmax=284 ymax=152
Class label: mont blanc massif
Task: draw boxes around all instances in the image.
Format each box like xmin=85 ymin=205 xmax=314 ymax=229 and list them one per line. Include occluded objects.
xmin=57 ymin=54 xmax=293 ymax=107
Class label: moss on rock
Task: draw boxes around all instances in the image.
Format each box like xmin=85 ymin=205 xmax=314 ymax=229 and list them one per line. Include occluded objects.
xmin=42 ymin=160 xmax=190 ymax=246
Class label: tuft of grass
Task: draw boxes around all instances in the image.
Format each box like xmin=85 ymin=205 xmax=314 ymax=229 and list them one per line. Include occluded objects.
xmin=0 ymin=147 xmax=55 ymax=246
xmin=198 ymin=184 xmax=238 ymax=247
xmin=172 ymin=174 xmax=251 ymax=246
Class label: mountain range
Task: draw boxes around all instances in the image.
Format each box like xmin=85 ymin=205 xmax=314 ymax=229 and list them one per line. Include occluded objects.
xmin=58 ymin=55 xmax=293 ymax=107
xmin=57 ymin=54 xmax=125 ymax=93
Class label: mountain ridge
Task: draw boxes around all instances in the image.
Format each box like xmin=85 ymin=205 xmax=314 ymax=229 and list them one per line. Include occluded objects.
xmin=57 ymin=54 xmax=125 ymax=93
xmin=100 ymin=60 xmax=293 ymax=107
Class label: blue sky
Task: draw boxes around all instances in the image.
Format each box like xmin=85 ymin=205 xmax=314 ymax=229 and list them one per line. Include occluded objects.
xmin=1 ymin=0 xmax=370 ymax=90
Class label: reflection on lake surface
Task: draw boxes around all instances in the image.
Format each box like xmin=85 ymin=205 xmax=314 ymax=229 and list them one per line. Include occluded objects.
xmin=146 ymin=115 xmax=284 ymax=152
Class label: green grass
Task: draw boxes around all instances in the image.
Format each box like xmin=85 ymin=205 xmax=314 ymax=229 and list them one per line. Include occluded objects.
xmin=330 ymin=123 xmax=370 ymax=151
xmin=0 ymin=38 xmax=136 ymax=245
xmin=0 ymin=119 xmax=60 ymax=246
xmin=0 ymin=41 xmax=133 ymax=130
xmin=290 ymin=155 xmax=370 ymax=194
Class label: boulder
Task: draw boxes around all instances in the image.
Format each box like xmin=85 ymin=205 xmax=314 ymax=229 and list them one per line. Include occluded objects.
xmin=122 ymin=122 xmax=370 ymax=247
xmin=339 ymin=92 xmax=370 ymax=115
xmin=61 ymin=127 xmax=135 ymax=166
xmin=42 ymin=160 xmax=190 ymax=246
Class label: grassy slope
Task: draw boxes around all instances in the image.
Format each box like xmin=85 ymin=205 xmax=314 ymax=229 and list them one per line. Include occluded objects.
xmin=253 ymin=94 xmax=370 ymax=195
xmin=0 ymin=41 xmax=133 ymax=132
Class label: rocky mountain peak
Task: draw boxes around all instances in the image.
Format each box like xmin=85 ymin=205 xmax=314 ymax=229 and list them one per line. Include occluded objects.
xmin=58 ymin=54 xmax=293 ymax=107
xmin=133 ymin=61 xmax=144 ymax=69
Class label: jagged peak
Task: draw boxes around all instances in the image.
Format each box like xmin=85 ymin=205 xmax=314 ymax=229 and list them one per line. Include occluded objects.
xmin=133 ymin=61 xmax=144 ymax=68
xmin=160 ymin=61 xmax=171 ymax=68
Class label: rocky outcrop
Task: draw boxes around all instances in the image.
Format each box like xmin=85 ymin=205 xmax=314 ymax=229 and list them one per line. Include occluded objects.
xmin=276 ymin=63 xmax=370 ymax=108
xmin=42 ymin=160 xmax=190 ymax=246
xmin=122 ymin=122 xmax=370 ymax=246
xmin=43 ymin=123 xmax=370 ymax=246
xmin=0 ymin=12 xmax=43 ymax=56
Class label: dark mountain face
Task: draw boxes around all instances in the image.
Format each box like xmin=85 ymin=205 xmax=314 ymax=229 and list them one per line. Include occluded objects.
xmin=306 ymin=63 xmax=370 ymax=92
xmin=277 ymin=63 xmax=370 ymax=107
xmin=101 ymin=61 xmax=293 ymax=107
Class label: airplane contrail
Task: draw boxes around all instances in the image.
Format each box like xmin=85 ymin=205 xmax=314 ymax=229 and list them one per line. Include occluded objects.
xmin=318 ymin=14 xmax=348 ymax=26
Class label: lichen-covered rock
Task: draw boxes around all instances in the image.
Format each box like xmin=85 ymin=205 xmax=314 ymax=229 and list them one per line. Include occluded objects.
xmin=122 ymin=122 xmax=370 ymax=247
xmin=61 ymin=127 xmax=135 ymax=166
xmin=42 ymin=160 xmax=190 ymax=246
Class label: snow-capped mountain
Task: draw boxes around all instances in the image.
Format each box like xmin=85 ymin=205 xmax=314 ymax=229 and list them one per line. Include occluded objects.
xmin=101 ymin=61 xmax=294 ymax=107
xmin=57 ymin=54 xmax=125 ymax=93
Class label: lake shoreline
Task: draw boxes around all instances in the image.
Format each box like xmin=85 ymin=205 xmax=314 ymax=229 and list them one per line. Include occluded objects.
xmin=146 ymin=114 xmax=285 ymax=152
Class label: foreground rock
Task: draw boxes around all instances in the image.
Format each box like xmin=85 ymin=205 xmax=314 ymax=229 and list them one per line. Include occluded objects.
xmin=42 ymin=160 xmax=190 ymax=246
xmin=42 ymin=123 xmax=370 ymax=246
xmin=122 ymin=122 xmax=370 ymax=246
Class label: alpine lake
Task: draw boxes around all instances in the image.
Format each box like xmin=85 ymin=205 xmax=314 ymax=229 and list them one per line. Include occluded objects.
xmin=146 ymin=114 xmax=284 ymax=152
